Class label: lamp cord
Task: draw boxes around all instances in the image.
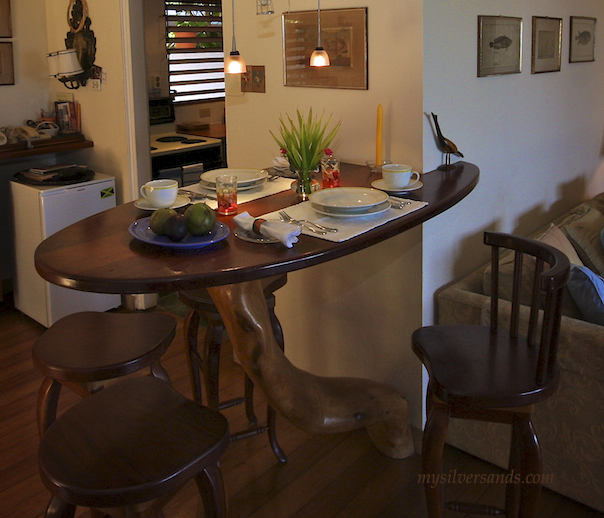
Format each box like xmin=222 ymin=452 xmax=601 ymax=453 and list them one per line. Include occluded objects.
xmin=231 ymin=0 xmax=237 ymax=52
xmin=317 ymin=0 xmax=322 ymax=47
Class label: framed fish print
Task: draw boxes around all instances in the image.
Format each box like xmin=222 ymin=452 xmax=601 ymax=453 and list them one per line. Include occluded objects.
xmin=570 ymin=16 xmax=596 ymax=63
xmin=0 ymin=0 xmax=11 ymax=38
xmin=0 ymin=42 xmax=14 ymax=85
xmin=531 ymin=16 xmax=563 ymax=73
xmin=477 ymin=16 xmax=523 ymax=77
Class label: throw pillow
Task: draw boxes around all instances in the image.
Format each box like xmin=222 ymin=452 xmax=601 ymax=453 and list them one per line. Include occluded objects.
xmin=562 ymin=206 xmax=604 ymax=276
xmin=539 ymin=223 xmax=584 ymax=266
xmin=566 ymin=265 xmax=604 ymax=326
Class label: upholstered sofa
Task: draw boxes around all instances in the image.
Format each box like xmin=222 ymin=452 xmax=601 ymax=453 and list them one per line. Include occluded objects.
xmin=437 ymin=193 xmax=604 ymax=513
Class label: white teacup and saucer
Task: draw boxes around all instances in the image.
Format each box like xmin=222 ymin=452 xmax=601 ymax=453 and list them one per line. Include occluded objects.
xmin=371 ymin=163 xmax=423 ymax=193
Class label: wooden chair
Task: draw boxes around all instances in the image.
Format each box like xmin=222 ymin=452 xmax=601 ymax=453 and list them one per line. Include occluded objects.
xmin=38 ymin=376 xmax=230 ymax=518
xmin=412 ymin=231 xmax=570 ymax=518
xmin=178 ymin=274 xmax=288 ymax=463
xmin=32 ymin=311 xmax=176 ymax=437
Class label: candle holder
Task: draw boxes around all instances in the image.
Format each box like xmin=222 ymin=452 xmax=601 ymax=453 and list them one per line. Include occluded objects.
xmin=366 ymin=160 xmax=391 ymax=173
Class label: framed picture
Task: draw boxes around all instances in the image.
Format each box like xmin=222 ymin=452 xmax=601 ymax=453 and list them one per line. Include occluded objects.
xmin=477 ymin=16 xmax=523 ymax=77
xmin=0 ymin=42 xmax=14 ymax=85
xmin=282 ymin=7 xmax=368 ymax=89
xmin=531 ymin=16 xmax=563 ymax=73
xmin=0 ymin=0 xmax=11 ymax=38
xmin=570 ymin=16 xmax=596 ymax=63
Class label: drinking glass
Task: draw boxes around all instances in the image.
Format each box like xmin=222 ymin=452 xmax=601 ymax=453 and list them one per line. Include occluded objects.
xmin=216 ymin=175 xmax=238 ymax=215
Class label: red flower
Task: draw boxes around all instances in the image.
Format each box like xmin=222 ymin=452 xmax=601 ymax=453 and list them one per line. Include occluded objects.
xmin=325 ymin=148 xmax=333 ymax=156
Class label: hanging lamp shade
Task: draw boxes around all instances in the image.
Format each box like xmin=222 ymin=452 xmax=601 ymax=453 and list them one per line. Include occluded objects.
xmin=310 ymin=0 xmax=329 ymax=67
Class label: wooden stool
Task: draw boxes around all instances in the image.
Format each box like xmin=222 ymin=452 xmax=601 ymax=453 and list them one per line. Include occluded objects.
xmin=39 ymin=376 xmax=230 ymax=518
xmin=412 ymin=232 xmax=570 ymax=517
xmin=179 ymin=274 xmax=287 ymax=463
xmin=32 ymin=311 xmax=176 ymax=437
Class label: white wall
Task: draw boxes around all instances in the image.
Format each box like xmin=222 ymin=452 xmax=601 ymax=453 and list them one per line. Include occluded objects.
xmin=225 ymin=0 xmax=426 ymax=429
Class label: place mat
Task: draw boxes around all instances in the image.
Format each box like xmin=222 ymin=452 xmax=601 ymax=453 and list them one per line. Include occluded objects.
xmin=259 ymin=198 xmax=428 ymax=243
xmin=184 ymin=177 xmax=293 ymax=210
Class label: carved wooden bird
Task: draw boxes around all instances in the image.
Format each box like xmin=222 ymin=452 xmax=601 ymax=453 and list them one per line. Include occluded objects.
xmin=431 ymin=112 xmax=464 ymax=166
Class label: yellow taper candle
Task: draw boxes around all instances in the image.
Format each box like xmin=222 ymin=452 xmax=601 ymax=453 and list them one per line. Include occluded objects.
xmin=376 ymin=104 xmax=383 ymax=167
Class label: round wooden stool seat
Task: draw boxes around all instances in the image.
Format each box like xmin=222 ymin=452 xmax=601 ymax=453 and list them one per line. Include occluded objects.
xmin=178 ymin=274 xmax=287 ymax=463
xmin=39 ymin=376 xmax=230 ymax=518
xmin=32 ymin=311 xmax=176 ymax=437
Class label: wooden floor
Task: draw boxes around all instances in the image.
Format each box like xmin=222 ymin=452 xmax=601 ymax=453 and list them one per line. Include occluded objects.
xmin=1 ymin=295 xmax=603 ymax=518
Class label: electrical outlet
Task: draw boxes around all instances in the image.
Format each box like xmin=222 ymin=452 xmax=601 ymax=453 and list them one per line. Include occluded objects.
xmin=91 ymin=79 xmax=102 ymax=91
xmin=151 ymin=75 xmax=161 ymax=89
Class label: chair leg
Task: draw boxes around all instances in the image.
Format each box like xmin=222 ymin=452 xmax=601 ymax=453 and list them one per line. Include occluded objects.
xmin=267 ymin=404 xmax=287 ymax=463
xmin=422 ymin=397 xmax=450 ymax=518
xmin=37 ymin=377 xmax=62 ymax=437
xmin=150 ymin=359 xmax=171 ymax=386
xmin=45 ymin=495 xmax=76 ymax=518
xmin=517 ymin=419 xmax=543 ymax=518
xmin=195 ymin=463 xmax=227 ymax=518
xmin=184 ymin=308 xmax=204 ymax=404
xmin=505 ymin=422 xmax=522 ymax=518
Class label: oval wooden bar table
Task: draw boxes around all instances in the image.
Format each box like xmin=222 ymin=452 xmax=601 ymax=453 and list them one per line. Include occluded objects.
xmin=35 ymin=161 xmax=479 ymax=459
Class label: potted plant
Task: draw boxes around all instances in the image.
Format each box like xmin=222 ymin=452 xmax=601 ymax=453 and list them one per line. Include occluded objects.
xmin=270 ymin=108 xmax=340 ymax=199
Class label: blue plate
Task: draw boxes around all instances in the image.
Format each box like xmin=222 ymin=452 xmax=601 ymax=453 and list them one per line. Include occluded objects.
xmin=129 ymin=217 xmax=229 ymax=249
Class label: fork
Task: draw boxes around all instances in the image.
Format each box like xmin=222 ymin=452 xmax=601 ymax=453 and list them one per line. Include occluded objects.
xmin=279 ymin=211 xmax=338 ymax=233
xmin=179 ymin=189 xmax=217 ymax=201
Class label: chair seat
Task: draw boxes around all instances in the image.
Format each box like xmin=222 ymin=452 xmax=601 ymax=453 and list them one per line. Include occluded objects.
xmin=412 ymin=325 xmax=559 ymax=408
xmin=32 ymin=311 xmax=176 ymax=383
xmin=39 ymin=376 xmax=230 ymax=510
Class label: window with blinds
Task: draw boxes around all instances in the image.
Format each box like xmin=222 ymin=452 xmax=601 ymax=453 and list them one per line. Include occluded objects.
xmin=165 ymin=0 xmax=225 ymax=103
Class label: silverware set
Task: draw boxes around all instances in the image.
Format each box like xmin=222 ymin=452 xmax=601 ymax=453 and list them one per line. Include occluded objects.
xmin=178 ymin=189 xmax=217 ymax=201
xmin=279 ymin=211 xmax=338 ymax=234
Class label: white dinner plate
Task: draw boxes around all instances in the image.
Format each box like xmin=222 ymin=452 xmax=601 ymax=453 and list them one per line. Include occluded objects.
xmin=134 ymin=195 xmax=190 ymax=211
xmin=371 ymin=178 xmax=423 ymax=193
xmin=200 ymin=168 xmax=268 ymax=186
xmin=199 ymin=178 xmax=266 ymax=191
xmin=311 ymin=200 xmax=391 ymax=218
xmin=309 ymin=187 xmax=388 ymax=210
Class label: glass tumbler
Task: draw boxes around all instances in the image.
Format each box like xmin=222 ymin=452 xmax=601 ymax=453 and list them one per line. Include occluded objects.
xmin=321 ymin=155 xmax=340 ymax=188
xmin=216 ymin=175 xmax=238 ymax=215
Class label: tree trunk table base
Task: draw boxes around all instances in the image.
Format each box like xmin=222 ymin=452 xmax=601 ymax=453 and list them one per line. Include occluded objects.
xmin=208 ymin=280 xmax=414 ymax=459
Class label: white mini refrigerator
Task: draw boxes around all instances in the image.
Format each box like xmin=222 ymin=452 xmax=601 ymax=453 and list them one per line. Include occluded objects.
xmin=12 ymin=173 xmax=121 ymax=327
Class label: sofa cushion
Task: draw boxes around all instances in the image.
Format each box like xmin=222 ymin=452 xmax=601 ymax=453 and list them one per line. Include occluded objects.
xmin=483 ymin=224 xmax=584 ymax=319
xmin=562 ymin=205 xmax=604 ymax=276
xmin=566 ymin=265 xmax=604 ymax=326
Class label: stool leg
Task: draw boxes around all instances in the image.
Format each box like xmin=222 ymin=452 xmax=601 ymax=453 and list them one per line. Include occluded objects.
xmin=244 ymin=375 xmax=258 ymax=424
xmin=203 ymin=314 xmax=226 ymax=409
xmin=37 ymin=377 xmax=62 ymax=437
xmin=45 ymin=495 xmax=76 ymax=518
xmin=195 ymin=463 xmax=227 ymax=518
xmin=422 ymin=397 xmax=450 ymax=518
xmin=267 ymin=304 xmax=287 ymax=462
xmin=518 ymin=419 xmax=542 ymax=518
xmin=184 ymin=308 xmax=204 ymax=404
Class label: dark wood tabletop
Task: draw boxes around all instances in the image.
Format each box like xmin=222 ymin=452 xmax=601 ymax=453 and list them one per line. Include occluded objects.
xmin=34 ymin=161 xmax=479 ymax=295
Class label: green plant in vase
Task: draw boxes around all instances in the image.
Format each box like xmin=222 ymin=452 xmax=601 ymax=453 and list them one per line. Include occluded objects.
xmin=271 ymin=108 xmax=340 ymax=199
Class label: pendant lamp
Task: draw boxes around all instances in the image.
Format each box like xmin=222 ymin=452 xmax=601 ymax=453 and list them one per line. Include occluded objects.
xmin=309 ymin=0 xmax=329 ymax=67
xmin=224 ymin=0 xmax=246 ymax=74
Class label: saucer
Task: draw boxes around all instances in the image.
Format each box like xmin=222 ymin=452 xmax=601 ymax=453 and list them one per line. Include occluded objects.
xmin=371 ymin=178 xmax=423 ymax=193
xmin=134 ymin=195 xmax=190 ymax=211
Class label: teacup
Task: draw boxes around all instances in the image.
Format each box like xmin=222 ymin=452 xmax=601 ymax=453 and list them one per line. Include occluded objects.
xmin=382 ymin=164 xmax=420 ymax=189
xmin=140 ymin=179 xmax=178 ymax=208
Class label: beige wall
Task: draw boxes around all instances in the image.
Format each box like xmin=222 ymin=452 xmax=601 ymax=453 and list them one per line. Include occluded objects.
xmin=224 ymin=0 xmax=426 ymax=428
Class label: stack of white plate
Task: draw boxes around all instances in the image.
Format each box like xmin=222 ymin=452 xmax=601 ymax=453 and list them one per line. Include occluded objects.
xmin=309 ymin=187 xmax=391 ymax=218
xmin=199 ymin=168 xmax=268 ymax=191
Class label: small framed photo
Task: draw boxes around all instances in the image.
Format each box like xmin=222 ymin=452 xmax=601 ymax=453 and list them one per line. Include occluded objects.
xmin=0 ymin=42 xmax=14 ymax=85
xmin=531 ymin=16 xmax=563 ymax=73
xmin=477 ymin=16 xmax=523 ymax=77
xmin=570 ymin=16 xmax=596 ymax=63
xmin=0 ymin=0 xmax=11 ymax=38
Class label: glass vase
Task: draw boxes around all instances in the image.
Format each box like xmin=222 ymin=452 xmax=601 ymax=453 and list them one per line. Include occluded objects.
xmin=295 ymin=168 xmax=314 ymax=200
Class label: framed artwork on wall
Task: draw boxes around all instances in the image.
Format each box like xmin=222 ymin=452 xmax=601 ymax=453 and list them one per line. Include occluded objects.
xmin=282 ymin=7 xmax=368 ymax=90
xmin=0 ymin=42 xmax=14 ymax=85
xmin=477 ymin=16 xmax=523 ymax=77
xmin=531 ymin=16 xmax=563 ymax=73
xmin=0 ymin=0 xmax=11 ymax=38
xmin=570 ymin=16 xmax=596 ymax=63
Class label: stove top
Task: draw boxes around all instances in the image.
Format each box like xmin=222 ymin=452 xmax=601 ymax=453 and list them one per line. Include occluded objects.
xmin=150 ymin=132 xmax=221 ymax=157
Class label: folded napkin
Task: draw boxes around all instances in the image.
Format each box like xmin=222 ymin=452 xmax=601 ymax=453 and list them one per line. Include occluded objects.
xmin=234 ymin=211 xmax=301 ymax=248
xmin=272 ymin=156 xmax=290 ymax=171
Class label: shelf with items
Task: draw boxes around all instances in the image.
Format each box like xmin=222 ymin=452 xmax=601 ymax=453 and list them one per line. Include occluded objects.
xmin=0 ymin=134 xmax=93 ymax=161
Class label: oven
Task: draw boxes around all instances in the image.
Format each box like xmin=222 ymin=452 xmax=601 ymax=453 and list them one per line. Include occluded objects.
xmin=149 ymin=97 xmax=224 ymax=186
xmin=151 ymin=133 xmax=223 ymax=186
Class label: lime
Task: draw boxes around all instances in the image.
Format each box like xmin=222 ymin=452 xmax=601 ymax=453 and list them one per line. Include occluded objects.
xmin=185 ymin=203 xmax=217 ymax=235
xmin=149 ymin=208 xmax=177 ymax=235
